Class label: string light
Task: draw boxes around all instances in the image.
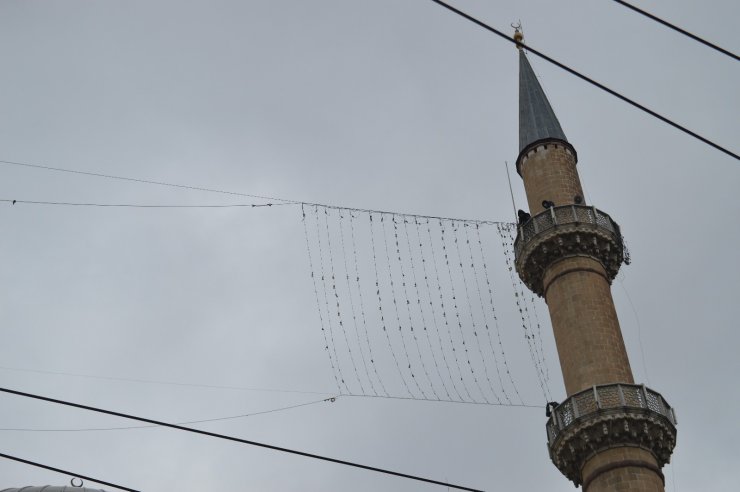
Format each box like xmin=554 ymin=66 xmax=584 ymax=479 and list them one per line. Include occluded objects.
xmin=337 ymin=210 xmax=377 ymax=395
xmin=369 ymin=212 xmax=414 ymax=397
xmin=475 ymin=224 xmax=523 ymax=404
xmin=392 ymin=215 xmax=439 ymax=399
xmin=463 ymin=223 xmax=510 ymax=404
xmin=401 ymin=216 xmax=451 ymax=400
xmin=312 ymin=206 xmax=349 ymax=393
xmin=440 ymin=219 xmax=488 ymax=403
xmin=451 ymin=222 xmax=497 ymax=403
xmin=301 ymin=205 xmax=342 ymax=392
xmin=381 ymin=213 xmax=427 ymax=399
xmin=497 ymin=223 xmax=550 ymax=402
xmin=425 ymin=219 xmax=474 ymax=402
xmin=323 ymin=207 xmax=366 ymax=394
xmin=349 ymin=211 xmax=389 ymax=396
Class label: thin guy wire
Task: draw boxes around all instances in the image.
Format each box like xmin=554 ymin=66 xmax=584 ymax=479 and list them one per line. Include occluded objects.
xmin=348 ymin=211 xmax=389 ymax=396
xmin=0 ymin=159 xmax=511 ymax=223
xmin=440 ymin=219 xmax=488 ymax=403
xmin=368 ymin=213 xmax=415 ymax=397
xmin=0 ymin=365 xmax=335 ymax=396
xmin=324 ymin=207 xmax=366 ymax=394
xmin=450 ymin=222 xmax=496 ymax=403
xmin=0 ymin=363 xmax=535 ymax=409
xmin=474 ymin=224 xmax=524 ymax=404
xmin=497 ymin=223 xmax=550 ymax=402
xmin=313 ymin=206 xmax=350 ymax=393
xmin=302 ymin=205 xmax=342 ymax=392
xmin=380 ymin=214 xmax=427 ymax=399
xmin=425 ymin=219 xmax=474 ymax=402
xmin=503 ymin=226 xmax=552 ymax=394
xmin=0 ymin=396 xmax=337 ymax=432
xmin=0 ymin=452 xmax=139 ymax=492
xmin=500 ymin=224 xmax=550 ymax=400
xmin=0 ymin=198 xmax=291 ymax=208
xmin=393 ymin=215 xmax=439 ymax=399
xmin=427 ymin=0 xmax=739 ymax=161
xmin=611 ymin=0 xmax=739 ymax=61
xmin=463 ymin=223 xmax=511 ymax=404
xmin=402 ymin=216 xmax=453 ymax=400
xmin=413 ymin=218 xmax=463 ymax=401
xmin=618 ymin=277 xmax=651 ymax=386
xmin=341 ymin=392 xmax=541 ymax=409
xmin=0 ymin=386 xmax=485 ymax=492
xmin=337 ymin=210 xmax=377 ymax=395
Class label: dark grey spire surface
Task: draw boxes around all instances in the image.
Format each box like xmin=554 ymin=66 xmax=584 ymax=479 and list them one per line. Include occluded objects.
xmin=519 ymin=50 xmax=568 ymax=152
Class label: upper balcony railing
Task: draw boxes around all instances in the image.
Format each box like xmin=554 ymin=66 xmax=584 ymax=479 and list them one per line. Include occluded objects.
xmin=546 ymin=383 xmax=677 ymax=447
xmin=514 ymin=205 xmax=625 ymax=260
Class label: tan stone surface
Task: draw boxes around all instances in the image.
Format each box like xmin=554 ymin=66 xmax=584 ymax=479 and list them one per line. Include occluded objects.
xmin=543 ymin=256 xmax=634 ymax=395
xmin=520 ymin=144 xmax=583 ymax=214
xmin=582 ymin=448 xmax=664 ymax=492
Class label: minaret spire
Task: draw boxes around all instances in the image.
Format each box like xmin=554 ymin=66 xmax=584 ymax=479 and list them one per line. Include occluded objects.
xmin=510 ymin=27 xmax=677 ymax=492
xmin=518 ymin=50 xmax=568 ymax=153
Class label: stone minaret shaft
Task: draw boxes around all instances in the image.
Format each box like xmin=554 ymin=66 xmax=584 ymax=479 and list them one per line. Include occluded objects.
xmin=512 ymin=35 xmax=676 ymax=492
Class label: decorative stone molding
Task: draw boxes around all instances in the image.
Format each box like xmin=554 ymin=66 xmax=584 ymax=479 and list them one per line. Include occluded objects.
xmin=546 ymin=383 xmax=677 ymax=486
xmin=515 ymin=138 xmax=577 ymax=176
xmin=514 ymin=205 xmax=625 ymax=296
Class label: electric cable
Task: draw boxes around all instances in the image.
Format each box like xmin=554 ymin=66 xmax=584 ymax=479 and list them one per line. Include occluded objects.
xmin=0 ymin=396 xmax=337 ymax=433
xmin=611 ymin=0 xmax=739 ymax=61
xmin=427 ymin=0 xmax=738 ymax=161
xmin=0 ymin=451 xmax=139 ymax=492
xmin=0 ymin=198 xmax=290 ymax=208
xmin=0 ymin=365 xmax=334 ymax=397
xmin=0 ymin=159 xmax=508 ymax=224
xmin=0 ymin=386 xmax=485 ymax=492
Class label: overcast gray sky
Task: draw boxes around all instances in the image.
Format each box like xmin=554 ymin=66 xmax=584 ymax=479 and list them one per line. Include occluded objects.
xmin=1 ymin=0 xmax=738 ymax=490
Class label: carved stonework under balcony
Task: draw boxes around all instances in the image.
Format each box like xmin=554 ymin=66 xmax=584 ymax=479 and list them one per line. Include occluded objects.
xmin=546 ymin=383 xmax=677 ymax=486
xmin=514 ymin=205 xmax=626 ymax=296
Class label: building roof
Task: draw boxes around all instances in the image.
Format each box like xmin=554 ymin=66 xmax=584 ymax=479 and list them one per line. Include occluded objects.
xmin=518 ymin=50 xmax=568 ymax=152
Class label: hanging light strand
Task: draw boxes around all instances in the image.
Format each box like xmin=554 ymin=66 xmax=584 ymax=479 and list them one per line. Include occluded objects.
xmin=426 ymin=219 xmax=474 ymax=402
xmin=380 ymin=213 xmax=427 ymax=398
xmin=451 ymin=222 xmax=497 ymax=403
xmin=463 ymin=223 xmax=511 ymax=404
xmin=475 ymin=224 xmax=523 ymax=404
xmin=301 ymin=205 xmax=342 ymax=392
xmin=368 ymin=213 xmax=414 ymax=397
xmin=323 ymin=207 xmax=366 ymax=394
xmin=402 ymin=216 xmax=453 ymax=400
xmin=497 ymin=223 xmax=550 ymax=402
xmin=337 ymin=210 xmax=377 ymax=395
xmin=441 ymin=219 xmax=488 ymax=403
xmin=392 ymin=215 xmax=440 ymax=399
xmin=349 ymin=211 xmax=389 ymax=396
xmin=312 ymin=206 xmax=349 ymax=393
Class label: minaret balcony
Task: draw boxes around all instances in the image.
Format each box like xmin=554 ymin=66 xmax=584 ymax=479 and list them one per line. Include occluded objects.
xmin=514 ymin=205 xmax=627 ymax=296
xmin=546 ymin=383 xmax=677 ymax=486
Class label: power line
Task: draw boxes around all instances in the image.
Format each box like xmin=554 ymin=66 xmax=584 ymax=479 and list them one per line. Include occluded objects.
xmin=0 ymin=386 xmax=485 ymax=492
xmin=0 ymin=396 xmax=337 ymax=432
xmin=0 ymin=451 xmax=140 ymax=492
xmin=342 ymin=392 xmax=542 ymax=409
xmin=427 ymin=0 xmax=739 ymax=161
xmin=611 ymin=0 xmax=739 ymax=61
xmin=0 ymin=198 xmax=291 ymax=208
xmin=0 ymin=159 xmax=509 ymax=223
xmin=0 ymin=365 xmax=334 ymax=397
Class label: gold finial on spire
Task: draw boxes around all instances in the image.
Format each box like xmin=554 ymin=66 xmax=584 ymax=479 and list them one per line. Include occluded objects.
xmin=512 ymin=22 xmax=524 ymax=50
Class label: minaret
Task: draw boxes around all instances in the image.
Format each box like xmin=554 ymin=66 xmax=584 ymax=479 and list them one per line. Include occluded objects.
xmin=511 ymin=30 xmax=677 ymax=491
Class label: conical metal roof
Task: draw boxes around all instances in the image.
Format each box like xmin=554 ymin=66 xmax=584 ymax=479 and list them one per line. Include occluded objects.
xmin=518 ymin=50 xmax=568 ymax=152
